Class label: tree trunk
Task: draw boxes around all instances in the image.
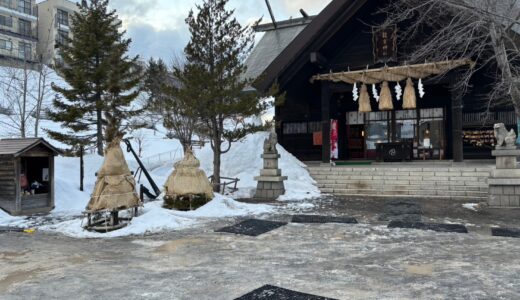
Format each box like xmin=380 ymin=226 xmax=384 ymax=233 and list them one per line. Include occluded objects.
xmin=34 ymin=67 xmax=45 ymax=137
xmin=21 ymin=71 xmax=28 ymax=138
xmin=80 ymin=146 xmax=84 ymax=192
xmin=212 ymin=138 xmax=221 ymax=193
xmin=96 ymin=107 xmax=103 ymax=156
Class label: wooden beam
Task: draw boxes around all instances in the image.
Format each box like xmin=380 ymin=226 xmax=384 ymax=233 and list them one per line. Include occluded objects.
xmin=321 ymin=82 xmax=331 ymax=163
xmin=451 ymin=91 xmax=464 ymax=162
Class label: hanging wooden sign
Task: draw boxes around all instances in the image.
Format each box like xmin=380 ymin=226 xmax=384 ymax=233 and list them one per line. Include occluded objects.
xmin=372 ymin=25 xmax=397 ymax=63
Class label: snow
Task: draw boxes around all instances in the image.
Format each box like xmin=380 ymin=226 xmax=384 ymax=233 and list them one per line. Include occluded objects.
xmin=0 ymin=209 xmax=26 ymax=227
xmin=0 ymin=125 xmax=319 ymax=238
xmin=40 ymin=194 xmax=273 ymax=238
xmin=462 ymin=203 xmax=479 ymax=211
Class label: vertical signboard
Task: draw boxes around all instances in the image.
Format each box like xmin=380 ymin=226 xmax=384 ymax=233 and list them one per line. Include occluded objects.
xmin=373 ymin=25 xmax=397 ymax=63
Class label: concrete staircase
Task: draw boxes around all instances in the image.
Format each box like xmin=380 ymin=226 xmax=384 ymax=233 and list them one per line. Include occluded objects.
xmin=307 ymin=164 xmax=492 ymax=200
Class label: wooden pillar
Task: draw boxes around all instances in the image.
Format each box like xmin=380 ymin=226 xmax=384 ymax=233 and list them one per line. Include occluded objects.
xmin=49 ymin=156 xmax=55 ymax=209
xmin=14 ymin=158 xmax=21 ymax=214
xmin=321 ymin=82 xmax=331 ymax=163
xmin=451 ymin=92 xmax=463 ymax=162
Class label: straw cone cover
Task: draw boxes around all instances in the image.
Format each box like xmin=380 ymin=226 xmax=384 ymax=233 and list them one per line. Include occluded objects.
xmin=358 ymin=84 xmax=372 ymax=112
xmin=379 ymin=81 xmax=394 ymax=111
xmin=164 ymin=148 xmax=214 ymax=199
xmin=87 ymin=140 xmax=141 ymax=212
xmin=403 ymin=78 xmax=417 ymax=109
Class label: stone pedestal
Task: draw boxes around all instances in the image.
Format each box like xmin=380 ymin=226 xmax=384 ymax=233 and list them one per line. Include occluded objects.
xmin=488 ymin=148 xmax=520 ymax=207
xmin=254 ymin=153 xmax=287 ymax=201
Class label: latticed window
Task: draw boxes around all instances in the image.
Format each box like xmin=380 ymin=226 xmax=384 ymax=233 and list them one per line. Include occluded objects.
xmin=17 ymin=0 xmax=30 ymax=15
xmin=283 ymin=122 xmax=308 ymax=134
xmin=56 ymin=9 xmax=68 ymax=26
xmin=18 ymin=41 xmax=31 ymax=59
xmin=0 ymin=39 xmax=12 ymax=50
xmin=18 ymin=19 xmax=31 ymax=36
xmin=0 ymin=15 xmax=12 ymax=27
xmin=0 ymin=0 xmax=13 ymax=9
xmin=56 ymin=29 xmax=68 ymax=46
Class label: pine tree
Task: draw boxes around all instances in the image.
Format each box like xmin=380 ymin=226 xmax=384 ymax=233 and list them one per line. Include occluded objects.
xmin=144 ymin=58 xmax=169 ymax=114
xmin=176 ymin=0 xmax=266 ymax=192
xmin=47 ymin=0 xmax=141 ymax=155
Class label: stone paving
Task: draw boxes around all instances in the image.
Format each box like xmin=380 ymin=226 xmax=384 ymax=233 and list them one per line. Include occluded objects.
xmin=0 ymin=197 xmax=520 ymax=300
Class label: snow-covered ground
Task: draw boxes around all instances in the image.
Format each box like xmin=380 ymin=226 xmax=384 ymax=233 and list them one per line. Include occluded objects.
xmin=0 ymin=125 xmax=320 ymax=238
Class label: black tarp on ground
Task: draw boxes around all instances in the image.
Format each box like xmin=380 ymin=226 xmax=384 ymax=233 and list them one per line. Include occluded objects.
xmin=291 ymin=215 xmax=358 ymax=224
xmin=388 ymin=221 xmax=468 ymax=233
xmin=235 ymin=285 xmax=337 ymax=300
xmin=492 ymin=227 xmax=520 ymax=238
xmin=216 ymin=219 xmax=287 ymax=237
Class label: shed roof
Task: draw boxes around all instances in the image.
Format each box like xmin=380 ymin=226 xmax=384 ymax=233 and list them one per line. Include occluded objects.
xmin=0 ymin=138 xmax=60 ymax=157
xmin=244 ymin=17 xmax=313 ymax=82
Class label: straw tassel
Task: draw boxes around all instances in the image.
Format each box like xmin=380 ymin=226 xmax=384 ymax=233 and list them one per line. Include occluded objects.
xmin=403 ymin=78 xmax=417 ymax=109
xmin=378 ymin=81 xmax=393 ymax=111
xmin=358 ymin=84 xmax=372 ymax=112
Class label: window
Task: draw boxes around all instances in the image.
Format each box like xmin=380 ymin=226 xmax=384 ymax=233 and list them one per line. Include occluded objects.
xmin=56 ymin=29 xmax=68 ymax=46
xmin=17 ymin=0 xmax=31 ymax=15
xmin=282 ymin=122 xmax=322 ymax=135
xmin=56 ymin=9 xmax=69 ymax=26
xmin=0 ymin=39 xmax=11 ymax=50
xmin=18 ymin=19 xmax=31 ymax=36
xmin=0 ymin=0 xmax=12 ymax=10
xmin=0 ymin=15 xmax=12 ymax=27
xmin=18 ymin=41 xmax=31 ymax=60
xmin=283 ymin=122 xmax=307 ymax=134
xmin=418 ymin=108 xmax=445 ymax=149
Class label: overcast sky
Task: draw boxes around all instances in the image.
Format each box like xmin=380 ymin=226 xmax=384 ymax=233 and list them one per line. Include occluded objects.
xmin=104 ymin=0 xmax=332 ymax=62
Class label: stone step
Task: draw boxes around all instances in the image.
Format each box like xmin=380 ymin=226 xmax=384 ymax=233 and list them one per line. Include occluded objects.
xmin=307 ymin=167 xmax=492 ymax=174
xmin=308 ymin=170 xmax=491 ymax=177
xmin=314 ymin=178 xmax=487 ymax=186
xmin=321 ymin=188 xmax=487 ymax=198
xmin=318 ymin=183 xmax=488 ymax=192
xmin=307 ymin=165 xmax=492 ymax=199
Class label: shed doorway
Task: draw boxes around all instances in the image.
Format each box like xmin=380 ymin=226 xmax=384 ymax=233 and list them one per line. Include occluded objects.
xmin=20 ymin=157 xmax=51 ymax=201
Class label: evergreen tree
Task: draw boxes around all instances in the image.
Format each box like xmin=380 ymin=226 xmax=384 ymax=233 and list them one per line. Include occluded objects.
xmin=47 ymin=0 xmax=141 ymax=155
xmin=144 ymin=58 xmax=169 ymax=114
xmin=176 ymin=0 xmax=266 ymax=192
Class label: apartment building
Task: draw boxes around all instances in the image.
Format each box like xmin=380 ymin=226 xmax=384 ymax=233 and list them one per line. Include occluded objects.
xmin=37 ymin=0 xmax=77 ymax=66
xmin=0 ymin=0 xmax=38 ymax=66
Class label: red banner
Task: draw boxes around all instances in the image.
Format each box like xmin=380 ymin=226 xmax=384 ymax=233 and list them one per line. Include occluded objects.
xmin=330 ymin=119 xmax=338 ymax=160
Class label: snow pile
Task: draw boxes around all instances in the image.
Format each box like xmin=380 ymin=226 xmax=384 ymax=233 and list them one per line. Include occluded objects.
xmin=462 ymin=203 xmax=479 ymax=211
xmin=0 ymin=127 xmax=319 ymax=237
xmin=41 ymin=194 xmax=273 ymax=238
xmin=195 ymin=131 xmax=320 ymax=201
xmin=0 ymin=210 xmax=27 ymax=227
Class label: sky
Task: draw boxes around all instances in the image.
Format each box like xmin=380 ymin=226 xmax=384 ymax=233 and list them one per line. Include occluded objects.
xmin=105 ymin=0 xmax=333 ymax=63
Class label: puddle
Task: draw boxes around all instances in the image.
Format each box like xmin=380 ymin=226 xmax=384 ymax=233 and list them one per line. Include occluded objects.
xmin=0 ymin=268 xmax=44 ymax=293
xmin=405 ymin=264 xmax=433 ymax=276
xmin=155 ymin=238 xmax=204 ymax=253
xmin=0 ymin=251 xmax=28 ymax=260
xmin=132 ymin=240 xmax=169 ymax=248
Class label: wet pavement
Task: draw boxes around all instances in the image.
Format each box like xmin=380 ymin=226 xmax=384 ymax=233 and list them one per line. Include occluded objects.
xmin=1 ymin=197 xmax=520 ymax=300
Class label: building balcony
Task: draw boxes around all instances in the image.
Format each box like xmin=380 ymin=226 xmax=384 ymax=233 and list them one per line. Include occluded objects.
xmin=0 ymin=48 xmax=37 ymax=64
xmin=0 ymin=26 xmax=37 ymax=40
xmin=0 ymin=1 xmax=38 ymax=19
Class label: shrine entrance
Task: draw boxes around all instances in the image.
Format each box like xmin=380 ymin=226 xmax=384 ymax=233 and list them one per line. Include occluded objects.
xmin=344 ymin=108 xmax=446 ymax=160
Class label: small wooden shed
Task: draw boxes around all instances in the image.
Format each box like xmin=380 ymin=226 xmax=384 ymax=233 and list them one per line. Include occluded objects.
xmin=0 ymin=138 xmax=60 ymax=216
